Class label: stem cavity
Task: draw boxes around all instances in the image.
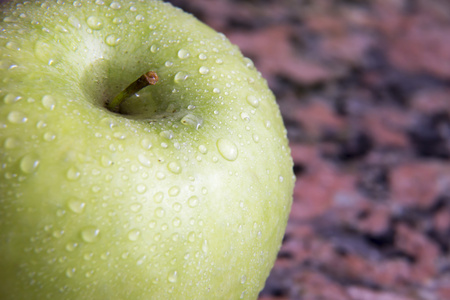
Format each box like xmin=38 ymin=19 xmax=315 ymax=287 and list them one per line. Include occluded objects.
xmin=107 ymin=71 xmax=159 ymax=113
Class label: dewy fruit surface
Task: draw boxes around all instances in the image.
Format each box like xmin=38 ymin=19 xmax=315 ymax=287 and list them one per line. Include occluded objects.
xmin=0 ymin=0 xmax=294 ymax=299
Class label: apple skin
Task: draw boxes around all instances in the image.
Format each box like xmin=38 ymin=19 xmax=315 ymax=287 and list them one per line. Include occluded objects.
xmin=0 ymin=1 xmax=294 ymax=299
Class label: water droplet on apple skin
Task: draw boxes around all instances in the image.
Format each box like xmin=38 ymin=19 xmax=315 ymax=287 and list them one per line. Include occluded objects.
xmin=136 ymin=184 xmax=147 ymax=194
xmin=217 ymin=138 xmax=238 ymax=161
xmin=7 ymin=111 xmax=27 ymax=123
xmin=188 ymin=196 xmax=199 ymax=208
xmin=199 ymin=66 xmax=209 ymax=75
xmin=155 ymin=207 xmax=165 ymax=218
xmin=105 ymin=34 xmax=121 ymax=46
xmin=174 ymin=71 xmax=189 ymax=83
xmin=86 ymin=16 xmax=103 ymax=30
xmin=246 ymin=95 xmax=260 ymax=108
xmin=138 ymin=153 xmax=152 ymax=168
xmin=80 ymin=226 xmax=100 ymax=243
xmin=127 ymin=229 xmax=141 ymax=241
xmin=3 ymin=93 xmax=22 ymax=104
xmin=180 ymin=114 xmax=203 ymax=130
xmin=110 ymin=1 xmax=121 ymax=9
xmin=65 ymin=268 xmax=76 ymax=278
xmin=167 ymin=270 xmax=178 ymax=283
xmin=177 ymin=49 xmax=190 ymax=59
xmin=168 ymin=185 xmax=180 ymax=197
xmin=66 ymin=167 xmax=81 ymax=181
xmin=68 ymin=199 xmax=86 ymax=214
xmin=4 ymin=137 xmax=21 ymax=149
xmin=167 ymin=161 xmax=182 ymax=174
xmin=20 ymin=154 xmax=40 ymax=174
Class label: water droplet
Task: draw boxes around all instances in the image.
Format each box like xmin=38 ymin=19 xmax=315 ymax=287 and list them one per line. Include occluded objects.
xmin=199 ymin=53 xmax=207 ymax=60
xmin=243 ymin=57 xmax=255 ymax=68
xmin=199 ymin=66 xmax=210 ymax=75
xmin=7 ymin=111 xmax=27 ymax=123
xmin=140 ymin=139 xmax=152 ymax=151
xmin=136 ymin=255 xmax=146 ymax=265
xmin=113 ymin=131 xmax=127 ymax=140
xmin=172 ymin=217 xmax=181 ymax=227
xmin=128 ymin=229 xmax=141 ymax=241
xmin=149 ymin=220 xmax=156 ymax=229
xmin=101 ymin=155 xmax=112 ymax=167
xmin=153 ymin=192 xmax=163 ymax=203
xmin=213 ymin=88 xmax=220 ymax=94
xmin=217 ymin=138 xmax=238 ymax=161
xmin=188 ymin=196 xmax=198 ymax=208
xmin=138 ymin=154 xmax=152 ymax=168
xmin=198 ymin=145 xmax=208 ymax=154
xmin=181 ymin=114 xmax=203 ymax=130
xmin=246 ymin=95 xmax=260 ymax=108
xmin=136 ymin=184 xmax=146 ymax=194
xmin=160 ymin=130 xmax=173 ymax=139
xmin=167 ymin=161 xmax=182 ymax=174
xmin=66 ymin=167 xmax=81 ymax=180
xmin=43 ymin=131 xmax=56 ymax=141
xmin=4 ymin=137 xmax=21 ymax=149
xmin=172 ymin=202 xmax=182 ymax=212
xmin=165 ymin=60 xmax=173 ymax=67
xmin=216 ymin=58 xmax=223 ymax=64
xmin=240 ymin=112 xmax=250 ymax=122
xmin=168 ymin=271 xmax=178 ymax=283
xmin=81 ymin=226 xmax=100 ymax=243
xmin=155 ymin=207 xmax=165 ymax=218
xmin=130 ymin=203 xmax=142 ymax=212
xmin=55 ymin=24 xmax=69 ymax=33
xmin=85 ymin=270 xmax=95 ymax=278
xmin=112 ymin=17 xmax=122 ymax=24
xmin=156 ymin=172 xmax=166 ymax=180
xmin=188 ymin=232 xmax=196 ymax=242
xmin=168 ymin=186 xmax=180 ymax=197
xmin=265 ymin=120 xmax=271 ymax=128
xmin=240 ymin=275 xmax=247 ymax=284
xmin=36 ymin=120 xmax=47 ymax=129
xmin=174 ymin=71 xmax=188 ymax=83
xmin=6 ymin=41 xmax=20 ymax=51
xmin=177 ymin=49 xmax=190 ymax=59
xmin=252 ymin=134 xmax=260 ymax=143
xmin=65 ymin=242 xmax=78 ymax=252
xmin=65 ymin=268 xmax=76 ymax=278
xmin=68 ymin=16 xmax=81 ymax=28
xmin=110 ymin=1 xmax=121 ymax=9
xmin=20 ymin=154 xmax=39 ymax=174
xmin=105 ymin=34 xmax=121 ymax=46
xmin=202 ymin=240 xmax=208 ymax=253
xmin=171 ymin=233 xmax=179 ymax=241
xmin=4 ymin=94 xmax=22 ymax=104
xmin=86 ymin=16 xmax=103 ymax=30
xmin=68 ymin=199 xmax=86 ymax=214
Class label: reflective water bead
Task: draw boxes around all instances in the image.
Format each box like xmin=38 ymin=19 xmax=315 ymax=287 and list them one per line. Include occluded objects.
xmin=177 ymin=49 xmax=189 ymax=59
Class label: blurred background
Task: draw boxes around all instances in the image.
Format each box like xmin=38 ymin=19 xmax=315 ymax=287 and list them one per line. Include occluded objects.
xmin=164 ymin=1 xmax=450 ymax=299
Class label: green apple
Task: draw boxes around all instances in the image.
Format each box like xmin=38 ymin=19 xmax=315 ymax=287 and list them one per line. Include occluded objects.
xmin=0 ymin=0 xmax=294 ymax=299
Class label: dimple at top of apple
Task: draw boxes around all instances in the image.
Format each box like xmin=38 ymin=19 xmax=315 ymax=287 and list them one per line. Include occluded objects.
xmin=0 ymin=1 xmax=294 ymax=299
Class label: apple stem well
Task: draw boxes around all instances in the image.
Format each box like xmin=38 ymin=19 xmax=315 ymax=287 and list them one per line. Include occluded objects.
xmin=106 ymin=71 xmax=159 ymax=113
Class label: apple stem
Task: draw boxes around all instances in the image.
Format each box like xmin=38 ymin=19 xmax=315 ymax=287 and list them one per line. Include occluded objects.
xmin=107 ymin=71 xmax=159 ymax=112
